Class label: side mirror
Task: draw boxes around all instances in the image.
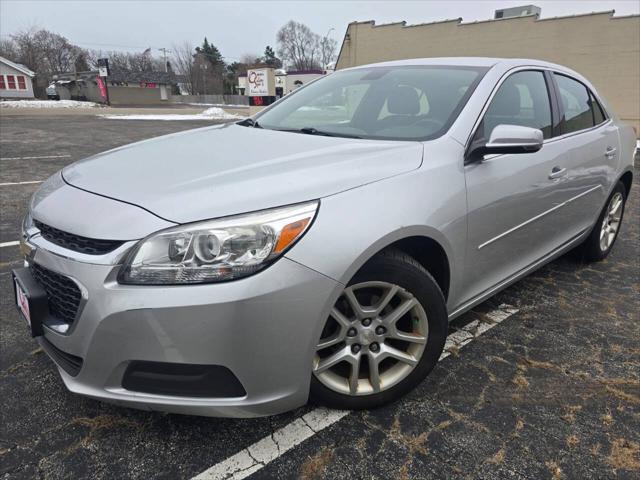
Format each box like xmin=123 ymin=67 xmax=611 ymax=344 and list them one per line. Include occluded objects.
xmin=469 ymin=124 xmax=544 ymax=161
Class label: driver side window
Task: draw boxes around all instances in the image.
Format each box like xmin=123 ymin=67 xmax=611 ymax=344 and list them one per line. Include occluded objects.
xmin=475 ymin=71 xmax=553 ymax=143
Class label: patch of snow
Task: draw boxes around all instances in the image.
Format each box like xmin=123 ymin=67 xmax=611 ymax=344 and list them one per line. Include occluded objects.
xmin=99 ymin=107 xmax=246 ymax=121
xmin=0 ymin=100 xmax=101 ymax=109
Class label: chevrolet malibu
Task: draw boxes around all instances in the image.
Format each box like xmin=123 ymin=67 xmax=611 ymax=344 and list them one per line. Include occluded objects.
xmin=14 ymin=58 xmax=635 ymax=417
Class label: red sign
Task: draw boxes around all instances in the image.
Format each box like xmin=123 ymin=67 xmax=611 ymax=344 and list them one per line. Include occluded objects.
xmin=97 ymin=75 xmax=107 ymax=99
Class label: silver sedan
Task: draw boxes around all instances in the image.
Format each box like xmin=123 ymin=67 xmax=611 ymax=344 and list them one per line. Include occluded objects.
xmin=14 ymin=57 xmax=636 ymax=417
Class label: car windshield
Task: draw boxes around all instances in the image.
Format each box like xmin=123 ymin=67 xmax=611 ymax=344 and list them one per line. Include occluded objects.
xmin=253 ymin=65 xmax=488 ymax=141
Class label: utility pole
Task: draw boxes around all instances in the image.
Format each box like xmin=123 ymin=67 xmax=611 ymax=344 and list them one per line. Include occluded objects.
xmin=200 ymin=63 xmax=208 ymax=97
xmin=322 ymin=28 xmax=335 ymax=69
xmin=158 ymin=47 xmax=172 ymax=72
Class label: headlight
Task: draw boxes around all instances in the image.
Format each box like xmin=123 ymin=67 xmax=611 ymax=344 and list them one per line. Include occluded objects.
xmin=118 ymin=201 xmax=318 ymax=285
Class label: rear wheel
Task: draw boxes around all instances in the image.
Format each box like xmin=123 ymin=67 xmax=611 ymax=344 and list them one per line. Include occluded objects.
xmin=310 ymin=249 xmax=447 ymax=410
xmin=581 ymin=181 xmax=627 ymax=262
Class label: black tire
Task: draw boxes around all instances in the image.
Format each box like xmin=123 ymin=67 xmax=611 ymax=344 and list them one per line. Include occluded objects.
xmin=310 ymin=248 xmax=448 ymax=410
xmin=580 ymin=181 xmax=627 ymax=262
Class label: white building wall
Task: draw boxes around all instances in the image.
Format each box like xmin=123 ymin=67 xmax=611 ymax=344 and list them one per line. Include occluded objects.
xmin=0 ymin=62 xmax=34 ymax=99
xmin=237 ymin=76 xmax=247 ymax=94
xmin=284 ymin=73 xmax=325 ymax=93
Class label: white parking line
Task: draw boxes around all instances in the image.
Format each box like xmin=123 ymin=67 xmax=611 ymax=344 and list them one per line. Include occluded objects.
xmin=192 ymin=304 xmax=519 ymax=480
xmin=193 ymin=409 xmax=350 ymax=480
xmin=0 ymin=180 xmax=43 ymax=186
xmin=1 ymin=155 xmax=71 ymax=160
xmin=0 ymin=241 xmax=20 ymax=248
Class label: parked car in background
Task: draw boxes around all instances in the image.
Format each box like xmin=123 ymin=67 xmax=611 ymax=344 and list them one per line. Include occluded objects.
xmin=13 ymin=58 xmax=635 ymax=417
xmin=45 ymin=83 xmax=59 ymax=100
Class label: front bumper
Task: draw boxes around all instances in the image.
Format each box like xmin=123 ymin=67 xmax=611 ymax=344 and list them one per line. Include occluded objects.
xmin=27 ymin=239 xmax=340 ymax=417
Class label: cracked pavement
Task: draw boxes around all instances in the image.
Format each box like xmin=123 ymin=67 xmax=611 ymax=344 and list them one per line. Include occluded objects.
xmin=1 ymin=111 xmax=638 ymax=479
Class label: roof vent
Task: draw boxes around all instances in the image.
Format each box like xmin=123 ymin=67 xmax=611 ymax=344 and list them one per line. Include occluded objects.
xmin=494 ymin=5 xmax=541 ymax=19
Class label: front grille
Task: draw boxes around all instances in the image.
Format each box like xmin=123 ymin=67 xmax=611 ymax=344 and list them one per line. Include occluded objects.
xmin=35 ymin=220 xmax=124 ymax=255
xmin=31 ymin=263 xmax=82 ymax=324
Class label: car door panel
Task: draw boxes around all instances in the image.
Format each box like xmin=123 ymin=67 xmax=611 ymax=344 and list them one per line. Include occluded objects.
xmin=458 ymin=69 xmax=621 ymax=309
xmin=546 ymin=124 xmax=618 ymax=240
xmin=460 ymin=69 xmax=569 ymax=305
xmin=462 ymin=143 xmax=570 ymax=304
xmin=549 ymin=74 xmax=620 ymax=237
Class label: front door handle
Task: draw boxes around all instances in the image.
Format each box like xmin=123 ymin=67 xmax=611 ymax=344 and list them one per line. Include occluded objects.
xmin=549 ymin=166 xmax=567 ymax=179
xmin=605 ymin=147 xmax=617 ymax=159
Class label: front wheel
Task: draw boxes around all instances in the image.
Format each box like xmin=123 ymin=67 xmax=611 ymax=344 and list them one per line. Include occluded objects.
xmin=310 ymin=249 xmax=448 ymax=410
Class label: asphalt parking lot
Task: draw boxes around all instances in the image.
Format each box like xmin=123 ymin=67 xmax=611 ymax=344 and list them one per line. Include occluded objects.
xmin=1 ymin=110 xmax=638 ymax=480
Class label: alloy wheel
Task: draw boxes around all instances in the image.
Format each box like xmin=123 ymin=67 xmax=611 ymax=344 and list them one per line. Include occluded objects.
xmin=599 ymin=192 xmax=623 ymax=251
xmin=313 ymin=281 xmax=428 ymax=396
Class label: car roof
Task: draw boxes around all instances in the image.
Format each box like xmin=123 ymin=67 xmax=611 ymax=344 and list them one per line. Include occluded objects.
xmin=349 ymin=57 xmax=501 ymax=68
xmin=348 ymin=57 xmax=576 ymax=73
xmin=343 ymin=57 xmax=588 ymax=85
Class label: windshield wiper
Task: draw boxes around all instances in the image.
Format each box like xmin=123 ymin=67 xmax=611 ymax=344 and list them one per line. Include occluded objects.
xmin=238 ymin=118 xmax=262 ymax=128
xmin=296 ymin=127 xmax=361 ymax=139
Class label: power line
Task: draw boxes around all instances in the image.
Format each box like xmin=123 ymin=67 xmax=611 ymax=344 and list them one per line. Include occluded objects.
xmin=158 ymin=47 xmax=172 ymax=72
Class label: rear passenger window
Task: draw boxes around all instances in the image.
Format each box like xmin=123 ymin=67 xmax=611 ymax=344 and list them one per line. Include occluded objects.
xmin=554 ymin=74 xmax=594 ymax=133
xmin=477 ymin=71 xmax=553 ymax=141
xmin=591 ymin=92 xmax=607 ymax=125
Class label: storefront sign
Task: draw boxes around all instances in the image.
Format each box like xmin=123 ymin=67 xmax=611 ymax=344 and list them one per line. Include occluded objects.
xmin=97 ymin=58 xmax=110 ymax=78
xmin=247 ymin=69 xmax=272 ymax=96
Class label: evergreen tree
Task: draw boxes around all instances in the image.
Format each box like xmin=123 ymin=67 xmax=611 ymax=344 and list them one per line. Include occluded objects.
xmin=194 ymin=37 xmax=225 ymax=94
xmin=263 ymin=45 xmax=282 ymax=68
xmin=196 ymin=37 xmax=224 ymax=68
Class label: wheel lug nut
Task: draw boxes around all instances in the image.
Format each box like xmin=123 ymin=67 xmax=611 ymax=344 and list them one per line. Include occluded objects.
xmin=362 ymin=318 xmax=372 ymax=326
xmin=369 ymin=342 xmax=379 ymax=352
xmin=375 ymin=326 xmax=386 ymax=335
xmin=347 ymin=328 xmax=357 ymax=337
xmin=351 ymin=344 xmax=361 ymax=354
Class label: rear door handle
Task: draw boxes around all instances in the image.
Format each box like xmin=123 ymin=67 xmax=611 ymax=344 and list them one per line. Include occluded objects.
xmin=549 ymin=166 xmax=567 ymax=179
xmin=605 ymin=147 xmax=617 ymax=159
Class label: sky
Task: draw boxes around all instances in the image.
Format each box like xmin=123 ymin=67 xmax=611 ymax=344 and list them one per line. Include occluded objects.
xmin=1 ymin=0 xmax=638 ymax=62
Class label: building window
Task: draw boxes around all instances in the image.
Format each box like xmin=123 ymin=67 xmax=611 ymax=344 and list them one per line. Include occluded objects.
xmin=0 ymin=76 xmax=5 ymax=90
xmin=7 ymin=75 xmax=16 ymax=89
xmin=17 ymin=75 xmax=27 ymax=90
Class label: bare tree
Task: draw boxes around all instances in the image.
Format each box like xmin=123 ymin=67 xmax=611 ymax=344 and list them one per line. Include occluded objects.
xmin=4 ymin=28 xmax=91 ymax=76
xmin=34 ymin=30 xmax=87 ymax=74
xmin=129 ymin=50 xmax=162 ymax=72
xmin=3 ymin=28 xmax=92 ymax=97
xmin=276 ymin=21 xmax=337 ymax=70
xmin=319 ymin=36 xmax=337 ymax=69
xmin=7 ymin=28 xmax=43 ymax=74
xmin=0 ymin=38 xmax=19 ymax=62
xmin=172 ymin=41 xmax=197 ymax=94
xmin=89 ymin=49 xmax=162 ymax=72
xmin=239 ymin=53 xmax=262 ymax=66
xmin=276 ymin=20 xmax=321 ymax=70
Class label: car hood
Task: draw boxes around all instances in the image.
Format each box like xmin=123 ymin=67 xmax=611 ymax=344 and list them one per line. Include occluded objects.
xmin=62 ymin=123 xmax=423 ymax=224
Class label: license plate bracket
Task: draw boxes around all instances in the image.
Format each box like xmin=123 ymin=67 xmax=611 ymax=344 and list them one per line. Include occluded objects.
xmin=12 ymin=267 xmax=48 ymax=337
